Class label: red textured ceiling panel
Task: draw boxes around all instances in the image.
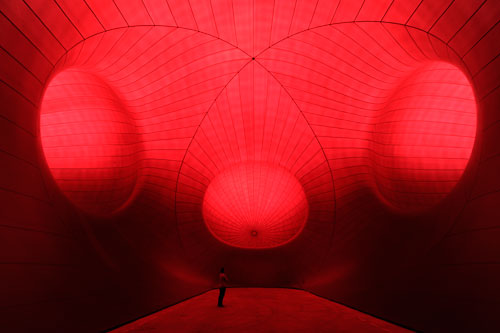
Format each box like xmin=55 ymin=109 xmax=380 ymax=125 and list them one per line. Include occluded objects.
xmin=37 ymin=20 xmax=477 ymax=248
xmin=176 ymin=62 xmax=334 ymax=249
xmin=259 ymin=23 xmax=476 ymax=215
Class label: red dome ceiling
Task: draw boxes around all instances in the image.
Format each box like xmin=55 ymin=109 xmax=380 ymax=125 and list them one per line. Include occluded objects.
xmin=38 ymin=21 xmax=476 ymax=248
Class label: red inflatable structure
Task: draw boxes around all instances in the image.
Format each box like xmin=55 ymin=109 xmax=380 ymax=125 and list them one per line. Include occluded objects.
xmin=1 ymin=1 xmax=499 ymax=331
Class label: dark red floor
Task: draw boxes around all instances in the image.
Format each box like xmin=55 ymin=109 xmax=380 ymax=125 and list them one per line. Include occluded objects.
xmin=111 ymin=288 xmax=412 ymax=332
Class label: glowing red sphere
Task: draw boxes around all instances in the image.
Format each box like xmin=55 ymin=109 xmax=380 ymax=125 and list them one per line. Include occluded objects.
xmin=202 ymin=161 xmax=309 ymax=249
xmin=40 ymin=69 xmax=141 ymax=216
xmin=372 ymin=62 xmax=476 ymax=212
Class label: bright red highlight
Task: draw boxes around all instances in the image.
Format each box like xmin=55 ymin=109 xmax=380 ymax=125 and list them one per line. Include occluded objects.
xmin=372 ymin=62 xmax=477 ymax=212
xmin=203 ymin=161 xmax=308 ymax=248
xmin=40 ymin=69 xmax=141 ymax=215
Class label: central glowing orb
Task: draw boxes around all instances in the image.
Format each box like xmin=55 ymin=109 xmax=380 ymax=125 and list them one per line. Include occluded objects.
xmin=202 ymin=162 xmax=309 ymax=249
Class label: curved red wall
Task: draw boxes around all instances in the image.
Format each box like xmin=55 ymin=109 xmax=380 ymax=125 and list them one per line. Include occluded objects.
xmin=1 ymin=1 xmax=499 ymax=332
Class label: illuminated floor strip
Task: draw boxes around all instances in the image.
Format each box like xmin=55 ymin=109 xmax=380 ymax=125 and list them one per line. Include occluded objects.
xmin=110 ymin=288 xmax=412 ymax=332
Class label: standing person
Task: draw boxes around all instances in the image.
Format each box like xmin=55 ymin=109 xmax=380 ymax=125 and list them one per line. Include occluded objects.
xmin=218 ymin=267 xmax=228 ymax=307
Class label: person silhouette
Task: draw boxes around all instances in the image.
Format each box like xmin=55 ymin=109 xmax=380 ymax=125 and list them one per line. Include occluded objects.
xmin=217 ymin=267 xmax=228 ymax=307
